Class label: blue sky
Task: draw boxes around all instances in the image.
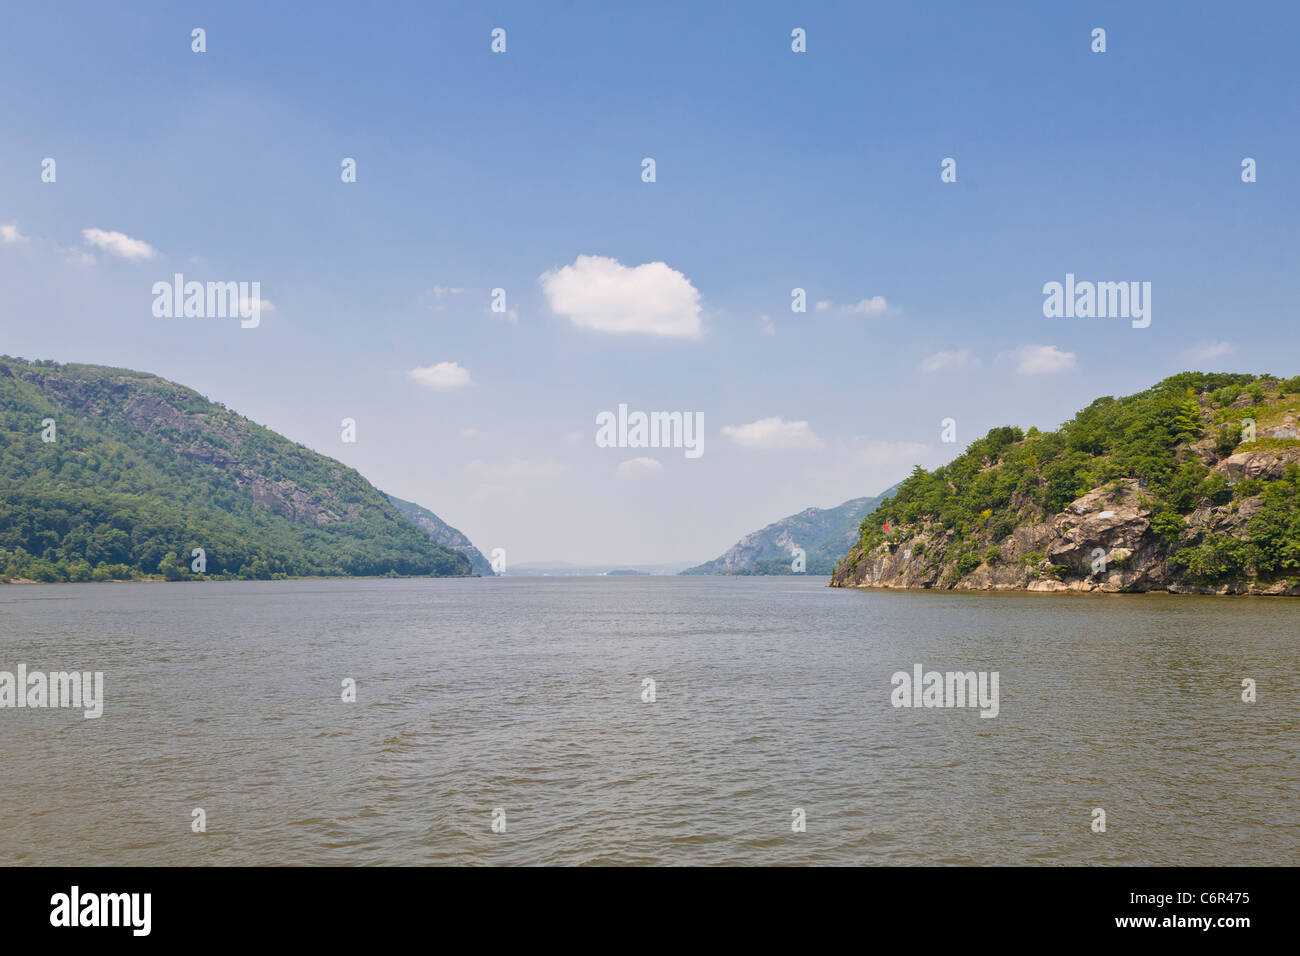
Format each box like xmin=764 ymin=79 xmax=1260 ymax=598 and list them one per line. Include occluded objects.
xmin=2 ymin=1 xmax=1298 ymax=564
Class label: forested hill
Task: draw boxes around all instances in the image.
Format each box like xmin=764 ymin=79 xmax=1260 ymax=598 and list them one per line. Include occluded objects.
xmin=682 ymin=487 xmax=898 ymax=575
xmin=832 ymin=372 xmax=1300 ymax=595
xmin=0 ymin=356 xmax=469 ymax=581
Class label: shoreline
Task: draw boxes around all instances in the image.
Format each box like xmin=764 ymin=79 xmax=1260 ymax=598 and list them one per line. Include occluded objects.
xmin=830 ymin=579 xmax=1300 ymax=597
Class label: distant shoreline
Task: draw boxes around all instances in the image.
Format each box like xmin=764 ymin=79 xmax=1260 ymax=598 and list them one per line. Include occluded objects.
xmin=0 ymin=574 xmax=484 ymax=586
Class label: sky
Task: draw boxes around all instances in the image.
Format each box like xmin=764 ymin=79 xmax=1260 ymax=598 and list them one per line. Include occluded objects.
xmin=2 ymin=1 xmax=1298 ymax=565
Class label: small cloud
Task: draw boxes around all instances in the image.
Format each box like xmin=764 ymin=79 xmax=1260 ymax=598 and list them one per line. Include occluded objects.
xmin=920 ymin=348 xmax=981 ymax=373
xmin=759 ymin=315 xmax=776 ymax=335
xmin=427 ymin=286 xmax=465 ymax=312
xmin=1181 ymin=341 xmax=1236 ymax=362
xmin=540 ymin=253 xmax=703 ymax=339
xmin=81 ymin=228 xmax=156 ymax=261
xmin=722 ymin=416 xmax=825 ymax=450
xmin=408 ymin=361 xmax=472 ymax=389
xmin=1005 ymin=344 xmax=1077 ymax=375
xmin=816 ymin=296 xmax=894 ymax=316
xmin=57 ymin=245 xmax=96 ymax=266
xmin=461 ymin=427 xmax=484 ymax=439
xmin=844 ymin=296 xmax=891 ymax=315
xmin=485 ymin=306 xmax=519 ymax=323
xmin=564 ymin=431 xmax=583 ymax=445
xmin=1 ymin=223 xmax=30 ymax=244
xmin=616 ymin=457 xmax=663 ymax=478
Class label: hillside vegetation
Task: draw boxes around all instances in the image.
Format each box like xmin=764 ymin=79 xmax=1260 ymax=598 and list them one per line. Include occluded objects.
xmin=831 ymin=372 xmax=1300 ymax=595
xmin=0 ymin=357 xmax=469 ymax=581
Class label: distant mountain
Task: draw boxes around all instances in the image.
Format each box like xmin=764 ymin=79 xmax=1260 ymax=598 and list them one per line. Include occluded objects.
xmin=833 ymin=372 xmax=1300 ymax=595
xmin=682 ymin=485 xmax=900 ymax=575
xmin=385 ymin=494 xmax=493 ymax=575
xmin=0 ymin=356 xmax=470 ymax=581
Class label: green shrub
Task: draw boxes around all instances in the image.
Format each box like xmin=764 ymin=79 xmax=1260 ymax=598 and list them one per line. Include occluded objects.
xmin=1171 ymin=533 xmax=1248 ymax=581
xmin=1150 ymin=510 xmax=1185 ymax=540
xmin=1233 ymin=477 xmax=1264 ymax=498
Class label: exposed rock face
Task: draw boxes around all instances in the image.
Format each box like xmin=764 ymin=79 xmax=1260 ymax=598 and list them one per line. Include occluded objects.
xmin=838 ymin=481 xmax=1185 ymax=593
xmin=831 ymin=380 xmax=1300 ymax=597
xmin=1216 ymin=446 xmax=1300 ymax=481
xmin=32 ymin=367 xmax=367 ymax=527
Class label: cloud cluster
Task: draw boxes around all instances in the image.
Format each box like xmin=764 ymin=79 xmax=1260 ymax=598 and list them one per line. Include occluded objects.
xmin=816 ymin=296 xmax=892 ymax=316
xmin=82 ymin=228 xmax=156 ymax=261
xmin=408 ymin=361 xmax=472 ymax=389
xmin=540 ymin=254 xmax=703 ymax=339
xmin=920 ymin=348 xmax=980 ymax=373
xmin=1181 ymin=341 xmax=1235 ymax=362
xmin=1005 ymin=344 xmax=1077 ymax=375
xmin=1 ymin=223 xmax=30 ymax=244
xmin=722 ymin=417 xmax=825 ymax=450
xmin=616 ymin=457 xmax=663 ymax=478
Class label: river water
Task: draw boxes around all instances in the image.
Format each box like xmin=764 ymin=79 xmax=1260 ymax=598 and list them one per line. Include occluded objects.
xmin=1 ymin=576 xmax=1295 ymax=865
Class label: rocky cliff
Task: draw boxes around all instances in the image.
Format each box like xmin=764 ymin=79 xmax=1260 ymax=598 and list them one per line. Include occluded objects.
xmin=831 ymin=373 xmax=1300 ymax=595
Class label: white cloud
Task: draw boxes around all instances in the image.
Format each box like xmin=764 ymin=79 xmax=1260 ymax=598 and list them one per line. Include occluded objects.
xmin=564 ymin=431 xmax=583 ymax=445
xmin=844 ymin=296 xmax=890 ymax=315
xmin=540 ymin=254 xmax=703 ymax=339
xmin=1 ymin=223 xmax=30 ymax=244
xmin=461 ymin=427 xmax=484 ymax=439
xmin=57 ymin=245 xmax=96 ymax=266
xmin=920 ymin=348 xmax=981 ymax=373
xmin=722 ymin=417 xmax=825 ymax=450
xmin=81 ymin=228 xmax=156 ymax=261
xmin=616 ymin=457 xmax=663 ymax=478
xmin=486 ymin=306 xmax=519 ymax=323
xmin=1181 ymin=341 xmax=1236 ymax=362
xmin=1005 ymin=344 xmax=1077 ymax=375
xmin=816 ymin=296 xmax=893 ymax=316
xmin=408 ymin=361 xmax=472 ymax=389
xmin=759 ymin=315 xmax=776 ymax=335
